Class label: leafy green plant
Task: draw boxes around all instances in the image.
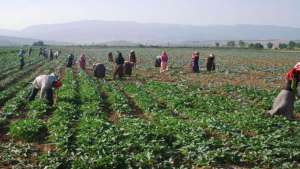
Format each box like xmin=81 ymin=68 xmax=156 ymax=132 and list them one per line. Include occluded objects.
xmin=9 ymin=119 xmax=47 ymax=142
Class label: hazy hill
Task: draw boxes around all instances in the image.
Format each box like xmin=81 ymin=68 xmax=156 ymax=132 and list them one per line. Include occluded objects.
xmin=1 ymin=20 xmax=300 ymax=44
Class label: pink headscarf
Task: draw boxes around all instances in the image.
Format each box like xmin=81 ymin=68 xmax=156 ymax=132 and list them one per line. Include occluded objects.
xmin=160 ymin=51 xmax=168 ymax=62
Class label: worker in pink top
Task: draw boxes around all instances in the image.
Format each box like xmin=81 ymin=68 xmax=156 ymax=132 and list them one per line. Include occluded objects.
xmin=160 ymin=51 xmax=169 ymax=73
xmin=79 ymin=54 xmax=86 ymax=70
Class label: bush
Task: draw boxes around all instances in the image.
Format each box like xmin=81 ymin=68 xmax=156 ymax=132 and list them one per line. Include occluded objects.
xmin=9 ymin=119 xmax=47 ymax=142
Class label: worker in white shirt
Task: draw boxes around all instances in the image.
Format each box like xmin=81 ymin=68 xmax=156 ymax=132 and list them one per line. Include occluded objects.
xmin=28 ymin=73 xmax=62 ymax=105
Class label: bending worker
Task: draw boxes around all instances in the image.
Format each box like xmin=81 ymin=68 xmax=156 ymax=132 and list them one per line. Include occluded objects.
xmin=28 ymin=73 xmax=62 ymax=106
xmin=93 ymin=63 xmax=106 ymax=79
xmin=268 ymin=63 xmax=300 ymax=119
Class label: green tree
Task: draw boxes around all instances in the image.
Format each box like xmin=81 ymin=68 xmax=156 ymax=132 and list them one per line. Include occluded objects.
xmin=227 ymin=41 xmax=235 ymax=47
xmin=238 ymin=40 xmax=246 ymax=48
xmin=289 ymin=41 xmax=296 ymax=49
xmin=32 ymin=41 xmax=44 ymax=46
xmin=255 ymin=43 xmax=264 ymax=49
xmin=267 ymin=42 xmax=273 ymax=49
xmin=279 ymin=43 xmax=288 ymax=49
xmin=215 ymin=42 xmax=220 ymax=47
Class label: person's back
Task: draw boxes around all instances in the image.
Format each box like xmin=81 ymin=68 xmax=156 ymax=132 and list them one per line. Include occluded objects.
xmin=49 ymin=49 xmax=54 ymax=60
xmin=129 ymin=50 xmax=136 ymax=64
xmin=93 ymin=63 xmax=106 ymax=78
xmin=113 ymin=52 xmax=125 ymax=79
xmin=115 ymin=53 xmax=125 ymax=65
xmin=29 ymin=73 xmax=61 ymax=105
xmin=207 ymin=54 xmax=216 ymax=71
xmin=66 ymin=54 xmax=74 ymax=67
xmin=124 ymin=61 xmax=134 ymax=76
xmin=79 ymin=54 xmax=86 ymax=69
xmin=108 ymin=52 xmax=114 ymax=63
xmin=18 ymin=49 xmax=26 ymax=69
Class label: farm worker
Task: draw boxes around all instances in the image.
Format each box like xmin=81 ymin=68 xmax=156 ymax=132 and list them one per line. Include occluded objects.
xmin=28 ymin=73 xmax=62 ymax=106
xmin=267 ymin=63 xmax=300 ymax=120
xmin=155 ymin=55 xmax=161 ymax=67
xmin=160 ymin=51 xmax=169 ymax=73
xmin=191 ymin=51 xmax=200 ymax=73
xmin=113 ymin=51 xmax=125 ymax=79
xmin=18 ymin=48 xmax=26 ymax=70
xmin=93 ymin=63 xmax=106 ymax=78
xmin=124 ymin=61 xmax=134 ymax=76
xmin=66 ymin=54 xmax=75 ymax=68
xmin=49 ymin=49 xmax=54 ymax=60
xmin=129 ymin=50 xmax=137 ymax=68
xmin=28 ymin=47 xmax=33 ymax=57
xmin=43 ymin=48 xmax=48 ymax=59
xmin=108 ymin=52 xmax=114 ymax=63
xmin=39 ymin=48 xmax=43 ymax=57
xmin=79 ymin=54 xmax=86 ymax=69
xmin=207 ymin=53 xmax=216 ymax=72
xmin=54 ymin=51 xmax=60 ymax=59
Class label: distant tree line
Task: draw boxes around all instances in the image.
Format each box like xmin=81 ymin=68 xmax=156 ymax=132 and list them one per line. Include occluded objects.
xmin=216 ymin=40 xmax=300 ymax=50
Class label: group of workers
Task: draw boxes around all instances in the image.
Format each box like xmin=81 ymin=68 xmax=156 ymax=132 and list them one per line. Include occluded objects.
xmin=20 ymin=48 xmax=300 ymax=120
xmin=155 ymin=51 xmax=216 ymax=73
xmin=39 ymin=48 xmax=61 ymax=60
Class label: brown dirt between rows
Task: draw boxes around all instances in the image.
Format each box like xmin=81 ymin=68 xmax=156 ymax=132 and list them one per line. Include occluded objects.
xmin=83 ymin=68 xmax=121 ymax=123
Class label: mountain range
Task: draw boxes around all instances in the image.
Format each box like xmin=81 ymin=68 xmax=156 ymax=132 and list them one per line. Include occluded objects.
xmin=0 ymin=20 xmax=300 ymax=45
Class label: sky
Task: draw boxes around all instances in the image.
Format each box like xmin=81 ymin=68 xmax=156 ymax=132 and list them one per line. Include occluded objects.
xmin=0 ymin=0 xmax=300 ymax=30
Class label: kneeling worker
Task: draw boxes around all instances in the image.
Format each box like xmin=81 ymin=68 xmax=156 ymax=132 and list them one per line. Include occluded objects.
xmin=28 ymin=73 xmax=62 ymax=106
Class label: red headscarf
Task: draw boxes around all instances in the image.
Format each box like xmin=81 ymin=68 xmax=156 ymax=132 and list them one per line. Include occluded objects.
xmin=54 ymin=80 xmax=62 ymax=89
xmin=286 ymin=62 xmax=300 ymax=80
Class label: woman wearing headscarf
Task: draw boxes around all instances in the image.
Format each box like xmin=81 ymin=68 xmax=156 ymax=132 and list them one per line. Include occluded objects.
xmin=108 ymin=52 xmax=114 ymax=63
xmin=207 ymin=53 xmax=216 ymax=72
xmin=160 ymin=51 xmax=169 ymax=73
xmin=191 ymin=51 xmax=200 ymax=73
xmin=113 ymin=52 xmax=125 ymax=79
xmin=79 ymin=54 xmax=86 ymax=69
xmin=268 ymin=63 xmax=300 ymax=119
xmin=129 ymin=50 xmax=137 ymax=68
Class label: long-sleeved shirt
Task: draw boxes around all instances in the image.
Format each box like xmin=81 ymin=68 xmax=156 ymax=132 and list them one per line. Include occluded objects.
xmin=32 ymin=75 xmax=57 ymax=98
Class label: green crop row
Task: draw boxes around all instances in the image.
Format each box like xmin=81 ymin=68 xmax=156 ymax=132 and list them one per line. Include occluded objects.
xmin=141 ymin=81 xmax=300 ymax=168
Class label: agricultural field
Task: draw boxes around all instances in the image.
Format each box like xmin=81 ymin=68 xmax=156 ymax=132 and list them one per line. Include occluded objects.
xmin=0 ymin=47 xmax=300 ymax=169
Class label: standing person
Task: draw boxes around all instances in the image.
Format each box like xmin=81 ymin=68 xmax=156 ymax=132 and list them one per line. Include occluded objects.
xmin=28 ymin=47 xmax=33 ymax=57
xmin=160 ymin=51 xmax=169 ymax=73
xmin=79 ymin=54 xmax=86 ymax=69
xmin=108 ymin=52 xmax=114 ymax=63
xmin=66 ymin=54 xmax=75 ymax=68
xmin=43 ymin=48 xmax=48 ymax=59
xmin=129 ymin=50 xmax=137 ymax=68
xmin=207 ymin=53 xmax=216 ymax=72
xmin=113 ymin=52 xmax=125 ymax=79
xmin=268 ymin=63 xmax=300 ymax=120
xmin=39 ymin=48 xmax=43 ymax=57
xmin=49 ymin=49 xmax=54 ymax=60
xmin=54 ymin=51 xmax=60 ymax=59
xmin=93 ymin=63 xmax=106 ymax=78
xmin=18 ymin=48 xmax=26 ymax=70
xmin=191 ymin=51 xmax=200 ymax=73
xmin=155 ymin=55 xmax=161 ymax=67
xmin=28 ymin=73 xmax=62 ymax=106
